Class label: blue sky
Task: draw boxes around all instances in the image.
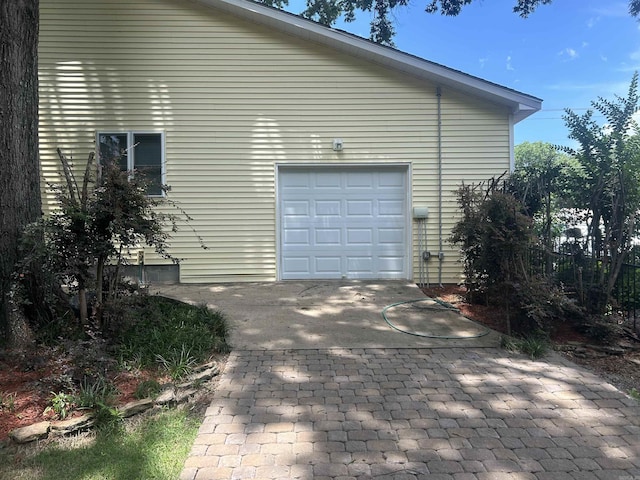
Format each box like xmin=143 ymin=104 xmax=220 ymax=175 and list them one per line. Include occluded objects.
xmin=287 ymin=0 xmax=640 ymax=147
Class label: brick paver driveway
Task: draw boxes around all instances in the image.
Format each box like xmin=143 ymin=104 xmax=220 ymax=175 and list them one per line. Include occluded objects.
xmin=181 ymin=347 xmax=640 ymax=480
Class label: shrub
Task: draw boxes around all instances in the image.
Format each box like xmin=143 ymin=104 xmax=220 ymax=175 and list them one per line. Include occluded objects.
xmin=512 ymin=275 xmax=586 ymax=334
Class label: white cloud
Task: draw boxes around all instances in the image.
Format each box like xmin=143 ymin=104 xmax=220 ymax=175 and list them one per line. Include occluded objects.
xmin=506 ymin=55 xmax=514 ymax=71
xmin=587 ymin=17 xmax=599 ymax=28
xmin=558 ymin=48 xmax=579 ymax=59
xmin=479 ymin=57 xmax=488 ymax=68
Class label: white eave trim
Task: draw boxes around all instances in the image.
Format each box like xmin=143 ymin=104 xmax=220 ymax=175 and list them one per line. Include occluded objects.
xmin=190 ymin=0 xmax=542 ymax=123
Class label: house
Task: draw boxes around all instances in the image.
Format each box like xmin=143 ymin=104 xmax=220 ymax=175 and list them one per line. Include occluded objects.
xmin=38 ymin=0 xmax=542 ymax=284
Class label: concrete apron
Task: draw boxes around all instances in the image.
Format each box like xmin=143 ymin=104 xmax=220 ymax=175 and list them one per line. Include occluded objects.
xmin=156 ymin=281 xmax=501 ymax=349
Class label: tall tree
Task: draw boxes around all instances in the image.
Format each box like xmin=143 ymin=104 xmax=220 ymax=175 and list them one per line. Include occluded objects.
xmin=561 ymin=73 xmax=640 ymax=311
xmin=0 ymin=0 xmax=41 ymax=341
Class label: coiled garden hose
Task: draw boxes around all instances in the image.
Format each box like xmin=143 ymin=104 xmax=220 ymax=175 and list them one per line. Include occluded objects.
xmin=382 ymin=298 xmax=491 ymax=339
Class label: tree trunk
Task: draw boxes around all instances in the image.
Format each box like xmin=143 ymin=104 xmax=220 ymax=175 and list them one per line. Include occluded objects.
xmin=0 ymin=0 xmax=41 ymax=341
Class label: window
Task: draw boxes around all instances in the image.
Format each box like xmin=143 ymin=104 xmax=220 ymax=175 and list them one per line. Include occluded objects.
xmin=98 ymin=131 xmax=165 ymax=196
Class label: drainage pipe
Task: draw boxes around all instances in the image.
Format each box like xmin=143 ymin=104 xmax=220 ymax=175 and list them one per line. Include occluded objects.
xmin=436 ymin=87 xmax=443 ymax=286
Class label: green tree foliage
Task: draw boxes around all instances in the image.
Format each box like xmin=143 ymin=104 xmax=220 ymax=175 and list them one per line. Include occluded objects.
xmin=424 ymin=0 xmax=552 ymax=17
xmin=511 ymin=142 xmax=584 ymax=271
xmin=560 ymin=73 xmax=640 ymax=311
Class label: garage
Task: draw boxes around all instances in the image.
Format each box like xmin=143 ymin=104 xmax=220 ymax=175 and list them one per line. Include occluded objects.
xmin=278 ymin=165 xmax=409 ymax=280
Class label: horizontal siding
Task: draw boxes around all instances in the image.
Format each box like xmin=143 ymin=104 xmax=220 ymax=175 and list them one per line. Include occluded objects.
xmin=39 ymin=0 xmax=510 ymax=284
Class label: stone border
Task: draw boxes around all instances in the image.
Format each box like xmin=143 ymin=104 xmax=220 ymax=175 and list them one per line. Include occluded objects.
xmin=8 ymin=362 xmax=220 ymax=444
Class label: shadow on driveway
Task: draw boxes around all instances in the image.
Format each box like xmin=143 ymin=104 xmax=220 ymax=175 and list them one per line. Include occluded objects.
xmin=156 ymin=280 xmax=500 ymax=349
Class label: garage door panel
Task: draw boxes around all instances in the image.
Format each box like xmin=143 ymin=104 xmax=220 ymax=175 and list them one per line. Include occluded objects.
xmin=316 ymin=200 xmax=341 ymax=216
xmin=347 ymin=228 xmax=373 ymax=245
xmin=316 ymin=172 xmax=342 ymax=189
xmin=379 ymin=171 xmax=405 ymax=188
xmin=347 ymin=257 xmax=374 ymax=275
xmin=346 ymin=171 xmax=374 ymax=188
xmin=282 ymin=257 xmax=310 ymax=275
xmin=283 ymin=200 xmax=310 ymax=217
xmin=283 ymin=229 xmax=310 ymax=245
xmin=379 ymin=228 xmax=404 ymax=245
xmin=315 ymin=256 xmax=342 ymax=274
xmin=378 ymin=259 xmax=405 ymax=274
xmin=280 ymin=172 xmax=310 ymax=189
xmin=347 ymin=200 xmax=374 ymax=217
xmin=280 ymin=166 xmax=407 ymax=280
xmin=315 ymin=229 xmax=341 ymax=245
xmin=379 ymin=200 xmax=404 ymax=216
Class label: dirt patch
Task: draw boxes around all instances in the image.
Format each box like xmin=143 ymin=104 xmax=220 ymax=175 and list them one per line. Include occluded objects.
xmin=422 ymin=284 xmax=640 ymax=396
xmin=0 ymin=345 xmax=198 ymax=444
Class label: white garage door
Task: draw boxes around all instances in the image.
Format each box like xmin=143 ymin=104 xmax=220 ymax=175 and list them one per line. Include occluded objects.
xmin=279 ymin=165 xmax=408 ymax=280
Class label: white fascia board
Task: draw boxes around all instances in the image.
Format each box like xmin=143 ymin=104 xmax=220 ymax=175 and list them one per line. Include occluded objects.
xmin=190 ymin=0 xmax=542 ymax=123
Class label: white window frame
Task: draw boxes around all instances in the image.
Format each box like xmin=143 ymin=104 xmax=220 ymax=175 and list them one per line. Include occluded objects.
xmin=96 ymin=130 xmax=166 ymax=197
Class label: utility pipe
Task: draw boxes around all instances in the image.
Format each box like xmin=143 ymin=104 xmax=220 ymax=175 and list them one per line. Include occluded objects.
xmin=436 ymin=86 xmax=443 ymax=286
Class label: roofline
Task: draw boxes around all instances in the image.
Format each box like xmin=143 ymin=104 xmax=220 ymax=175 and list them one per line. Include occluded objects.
xmin=191 ymin=0 xmax=542 ymax=123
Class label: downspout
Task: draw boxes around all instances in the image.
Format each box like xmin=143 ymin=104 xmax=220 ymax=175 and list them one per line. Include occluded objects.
xmin=436 ymin=86 xmax=443 ymax=286
xmin=508 ymin=113 xmax=515 ymax=172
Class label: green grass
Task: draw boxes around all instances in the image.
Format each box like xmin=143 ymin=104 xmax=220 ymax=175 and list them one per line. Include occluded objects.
xmin=1 ymin=408 xmax=201 ymax=480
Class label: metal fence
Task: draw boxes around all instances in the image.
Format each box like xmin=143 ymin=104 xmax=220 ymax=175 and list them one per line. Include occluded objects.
xmin=528 ymin=245 xmax=640 ymax=320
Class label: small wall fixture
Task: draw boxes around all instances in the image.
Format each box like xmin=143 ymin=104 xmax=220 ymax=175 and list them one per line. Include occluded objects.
xmin=332 ymin=138 xmax=343 ymax=151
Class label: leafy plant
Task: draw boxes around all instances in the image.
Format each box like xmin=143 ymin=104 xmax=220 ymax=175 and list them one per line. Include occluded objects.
xmin=629 ymin=388 xmax=640 ymax=401
xmin=0 ymin=392 xmax=17 ymax=412
xmin=500 ymin=334 xmax=549 ymax=360
xmin=118 ymin=351 xmax=144 ymax=375
xmin=134 ymin=380 xmax=162 ymax=400
xmin=93 ymin=402 xmax=124 ymax=432
xmin=517 ymin=335 xmax=549 ymax=360
xmin=76 ymin=376 xmax=118 ymax=411
xmin=156 ymin=346 xmax=197 ymax=381
xmin=44 ymin=392 xmax=75 ymax=419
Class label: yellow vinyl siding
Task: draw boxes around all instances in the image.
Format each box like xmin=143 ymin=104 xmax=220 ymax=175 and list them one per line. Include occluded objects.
xmin=39 ymin=0 xmax=511 ymax=284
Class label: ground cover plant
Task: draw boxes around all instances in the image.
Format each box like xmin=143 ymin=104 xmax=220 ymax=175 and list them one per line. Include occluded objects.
xmin=0 ymin=292 xmax=229 ymax=479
